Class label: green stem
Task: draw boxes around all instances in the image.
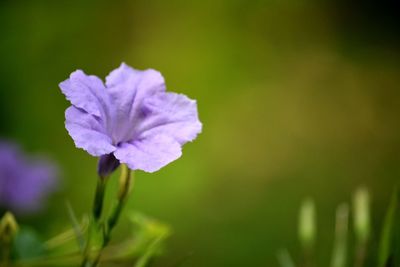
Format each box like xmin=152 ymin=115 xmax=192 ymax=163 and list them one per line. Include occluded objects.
xmin=80 ymin=177 xmax=109 ymax=267
xmin=91 ymin=206 xmax=123 ymax=266
xmin=104 ymin=199 xmax=125 ymax=246
xmin=93 ymin=178 xmax=108 ymax=221
xmin=89 ymin=165 xmax=133 ymax=267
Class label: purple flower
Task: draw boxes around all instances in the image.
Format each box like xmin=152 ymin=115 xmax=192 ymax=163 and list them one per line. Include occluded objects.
xmin=60 ymin=63 xmax=202 ymax=173
xmin=0 ymin=142 xmax=58 ymax=214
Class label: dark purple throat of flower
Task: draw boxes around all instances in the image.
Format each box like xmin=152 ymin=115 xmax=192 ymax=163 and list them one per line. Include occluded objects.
xmin=98 ymin=153 xmax=120 ymax=178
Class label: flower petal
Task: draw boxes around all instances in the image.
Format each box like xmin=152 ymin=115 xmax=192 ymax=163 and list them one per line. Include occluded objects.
xmin=114 ymin=135 xmax=182 ymax=173
xmin=65 ymin=106 xmax=116 ymax=156
xmin=135 ymin=92 xmax=202 ymax=145
xmin=106 ymin=63 xmax=165 ymax=91
xmin=59 ymin=70 xmax=109 ymax=117
xmin=8 ymin=160 xmax=58 ymax=213
xmin=0 ymin=143 xmax=58 ymax=214
xmin=105 ymin=63 xmax=166 ymax=142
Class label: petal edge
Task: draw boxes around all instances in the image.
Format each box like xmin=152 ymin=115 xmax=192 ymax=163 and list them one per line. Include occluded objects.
xmin=65 ymin=106 xmax=116 ymax=156
xmin=114 ymin=135 xmax=182 ymax=173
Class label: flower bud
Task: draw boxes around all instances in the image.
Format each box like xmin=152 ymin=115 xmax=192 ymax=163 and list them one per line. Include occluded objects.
xmin=118 ymin=164 xmax=133 ymax=202
xmin=298 ymin=198 xmax=316 ymax=250
xmin=0 ymin=212 xmax=18 ymax=243
xmin=353 ymin=187 xmax=370 ymax=244
xmin=105 ymin=165 xmax=134 ymax=240
xmin=97 ymin=153 xmax=120 ymax=178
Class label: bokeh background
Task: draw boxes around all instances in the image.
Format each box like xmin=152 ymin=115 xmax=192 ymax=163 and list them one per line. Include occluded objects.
xmin=0 ymin=0 xmax=399 ymax=266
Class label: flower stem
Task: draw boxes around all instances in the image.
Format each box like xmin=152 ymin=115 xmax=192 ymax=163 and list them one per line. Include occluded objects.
xmin=80 ymin=176 xmax=109 ymax=267
xmin=87 ymin=165 xmax=133 ymax=267
xmin=93 ymin=178 xmax=107 ymax=221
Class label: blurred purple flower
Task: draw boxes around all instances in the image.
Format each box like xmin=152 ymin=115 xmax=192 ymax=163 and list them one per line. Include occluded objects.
xmin=0 ymin=142 xmax=58 ymax=214
xmin=60 ymin=63 xmax=202 ymax=173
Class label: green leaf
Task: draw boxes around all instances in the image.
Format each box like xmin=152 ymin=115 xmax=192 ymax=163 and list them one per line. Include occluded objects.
xmin=394 ymin=198 xmax=400 ymax=267
xmin=94 ymin=211 xmax=170 ymax=264
xmin=43 ymin=215 xmax=89 ymax=252
xmin=133 ymin=235 xmax=165 ymax=267
xmin=66 ymin=201 xmax=86 ymax=252
xmin=130 ymin=212 xmax=171 ymax=267
xmin=378 ymin=188 xmax=398 ymax=267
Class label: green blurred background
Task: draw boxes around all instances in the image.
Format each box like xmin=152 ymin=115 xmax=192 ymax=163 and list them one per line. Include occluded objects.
xmin=0 ymin=0 xmax=399 ymax=266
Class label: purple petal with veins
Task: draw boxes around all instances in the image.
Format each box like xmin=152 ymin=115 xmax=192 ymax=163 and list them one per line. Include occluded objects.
xmin=60 ymin=63 xmax=202 ymax=173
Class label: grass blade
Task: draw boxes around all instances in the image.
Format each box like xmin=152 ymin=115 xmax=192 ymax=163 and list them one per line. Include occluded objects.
xmin=378 ymin=188 xmax=398 ymax=267
xmin=277 ymin=249 xmax=296 ymax=267
xmin=352 ymin=187 xmax=370 ymax=267
xmin=65 ymin=201 xmax=86 ymax=252
xmin=298 ymin=198 xmax=316 ymax=267
xmin=331 ymin=203 xmax=349 ymax=267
